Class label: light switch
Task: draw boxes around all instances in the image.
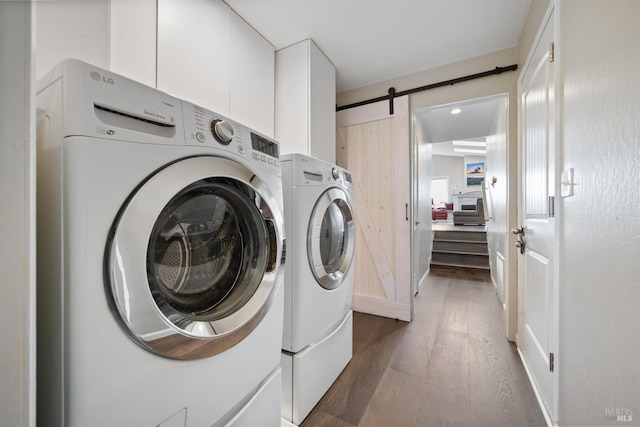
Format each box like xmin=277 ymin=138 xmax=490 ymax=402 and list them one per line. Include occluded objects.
xmin=561 ymin=168 xmax=574 ymax=197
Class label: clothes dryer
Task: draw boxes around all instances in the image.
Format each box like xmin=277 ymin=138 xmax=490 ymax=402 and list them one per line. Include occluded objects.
xmin=36 ymin=59 xmax=285 ymax=427
xmin=280 ymin=153 xmax=355 ymax=425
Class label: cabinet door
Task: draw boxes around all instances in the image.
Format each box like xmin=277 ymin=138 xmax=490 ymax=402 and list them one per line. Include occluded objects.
xmin=36 ymin=0 xmax=109 ymax=79
xmin=110 ymin=0 xmax=157 ymax=87
xmin=275 ymin=39 xmax=336 ymax=160
xmin=229 ymin=12 xmax=275 ymax=137
xmin=309 ymin=42 xmax=336 ymax=163
xmin=157 ymin=0 xmax=231 ymax=115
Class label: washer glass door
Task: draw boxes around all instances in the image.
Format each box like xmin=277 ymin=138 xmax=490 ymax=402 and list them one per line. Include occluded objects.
xmin=106 ymin=156 xmax=283 ymax=359
xmin=307 ymin=187 xmax=355 ymax=290
xmin=148 ymin=179 xmax=268 ymax=322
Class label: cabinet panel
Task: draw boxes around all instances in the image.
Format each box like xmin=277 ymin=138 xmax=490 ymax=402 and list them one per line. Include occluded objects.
xmin=309 ymin=43 xmax=336 ymax=163
xmin=275 ymin=39 xmax=336 ymax=162
xmin=229 ymin=11 xmax=275 ymax=137
xmin=157 ymin=0 xmax=231 ymax=115
xmin=110 ymin=0 xmax=157 ymax=87
xmin=36 ymin=0 xmax=109 ymax=79
xmin=275 ymin=41 xmax=310 ymax=155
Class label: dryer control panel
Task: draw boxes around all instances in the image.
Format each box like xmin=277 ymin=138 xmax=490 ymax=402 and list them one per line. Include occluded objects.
xmin=182 ymin=100 xmax=281 ymax=174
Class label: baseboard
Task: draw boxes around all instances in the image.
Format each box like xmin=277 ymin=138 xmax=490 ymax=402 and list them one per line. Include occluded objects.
xmin=352 ymin=295 xmax=411 ymax=322
xmin=516 ymin=347 xmax=554 ymax=427
xmin=418 ymin=268 xmax=430 ymax=295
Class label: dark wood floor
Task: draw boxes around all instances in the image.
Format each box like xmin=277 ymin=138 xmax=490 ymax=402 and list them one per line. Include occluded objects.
xmin=301 ymin=265 xmax=548 ymax=427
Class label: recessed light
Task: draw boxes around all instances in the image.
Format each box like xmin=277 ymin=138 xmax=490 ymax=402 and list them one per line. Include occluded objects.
xmin=451 ymin=108 xmax=461 ymax=115
xmin=452 ymin=140 xmax=487 ymax=147
xmin=453 ymin=148 xmax=486 ymax=154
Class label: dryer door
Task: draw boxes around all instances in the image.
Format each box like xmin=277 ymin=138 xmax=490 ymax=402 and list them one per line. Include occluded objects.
xmin=106 ymin=156 xmax=284 ymax=360
xmin=307 ymin=187 xmax=355 ymax=290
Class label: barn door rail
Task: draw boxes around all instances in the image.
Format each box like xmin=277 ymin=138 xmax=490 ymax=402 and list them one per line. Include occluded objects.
xmin=336 ymin=64 xmax=518 ymax=115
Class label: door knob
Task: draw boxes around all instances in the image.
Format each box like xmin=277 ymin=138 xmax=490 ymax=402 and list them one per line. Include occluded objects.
xmin=511 ymin=226 xmax=525 ymax=236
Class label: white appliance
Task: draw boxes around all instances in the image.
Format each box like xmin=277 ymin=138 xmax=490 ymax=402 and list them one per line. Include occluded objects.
xmin=280 ymin=153 xmax=355 ymax=425
xmin=36 ymin=59 xmax=285 ymax=427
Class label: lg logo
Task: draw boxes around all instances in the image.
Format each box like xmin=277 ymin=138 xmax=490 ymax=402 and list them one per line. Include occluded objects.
xmin=90 ymin=71 xmax=114 ymax=85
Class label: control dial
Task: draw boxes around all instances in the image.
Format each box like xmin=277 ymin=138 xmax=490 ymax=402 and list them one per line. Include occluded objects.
xmin=331 ymin=167 xmax=340 ymax=180
xmin=210 ymin=119 xmax=234 ymax=145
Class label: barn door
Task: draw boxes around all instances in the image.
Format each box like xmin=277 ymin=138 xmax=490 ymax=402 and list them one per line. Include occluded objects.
xmin=336 ymin=96 xmax=411 ymax=321
xmin=517 ymin=5 xmax=557 ymax=421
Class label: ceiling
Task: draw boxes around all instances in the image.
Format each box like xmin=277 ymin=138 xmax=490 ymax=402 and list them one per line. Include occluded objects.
xmin=224 ymin=0 xmax=530 ymax=157
xmin=417 ymin=96 xmax=505 ymax=157
xmin=224 ymin=0 xmax=532 ymax=93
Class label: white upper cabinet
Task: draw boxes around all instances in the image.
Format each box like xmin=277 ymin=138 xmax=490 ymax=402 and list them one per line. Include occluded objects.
xmin=275 ymin=39 xmax=336 ymax=163
xmin=110 ymin=0 xmax=157 ymax=88
xmin=35 ymin=0 xmax=110 ymax=79
xmin=157 ymin=0 xmax=231 ymax=116
xmin=157 ymin=0 xmax=275 ymax=137
xmin=229 ymin=12 xmax=275 ymax=137
xmin=35 ymin=0 xmax=275 ymax=136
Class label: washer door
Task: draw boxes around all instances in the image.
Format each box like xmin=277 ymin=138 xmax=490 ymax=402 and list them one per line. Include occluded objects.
xmin=106 ymin=156 xmax=284 ymax=360
xmin=307 ymin=187 xmax=355 ymax=290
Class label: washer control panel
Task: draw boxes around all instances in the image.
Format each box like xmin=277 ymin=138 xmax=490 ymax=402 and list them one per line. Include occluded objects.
xmin=182 ymin=100 xmax=280 ymax=173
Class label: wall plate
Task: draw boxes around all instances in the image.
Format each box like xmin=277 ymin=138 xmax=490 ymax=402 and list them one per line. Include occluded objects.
xmin=561 ymin=167 xmax=574 ymax=197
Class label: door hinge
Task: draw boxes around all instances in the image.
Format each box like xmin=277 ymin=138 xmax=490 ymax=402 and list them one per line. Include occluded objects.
xmin=549 ymin=352 xmax=555 ymax=372
xmin=549 ymin=196 xmax=555 ymax=217
xmin=549 ymin=42 xmax=555 ymax=63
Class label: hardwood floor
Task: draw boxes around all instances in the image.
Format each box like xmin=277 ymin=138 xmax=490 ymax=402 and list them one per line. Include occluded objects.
xmin=301 ymin=265 xmax=547 ymax=427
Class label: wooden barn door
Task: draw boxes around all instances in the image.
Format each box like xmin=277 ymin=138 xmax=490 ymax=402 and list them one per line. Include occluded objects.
xmin=336 ymin=96 xmax=411 ymax=321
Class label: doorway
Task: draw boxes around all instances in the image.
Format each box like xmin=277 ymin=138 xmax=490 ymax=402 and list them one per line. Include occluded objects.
xmin=411 ymin=93 xmax=514 ymax=339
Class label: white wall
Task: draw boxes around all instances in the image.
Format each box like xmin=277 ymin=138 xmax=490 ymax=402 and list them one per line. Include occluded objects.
xmin=432 ymin=155 xmax=464 ymax=197
xmin=414 ymin=125 xmax=433 ymax=293
xmin=484 ymin=97 xmax=509 ymax=307
xmin=556 ymin=1 xmax=640 ymax=424
xmin=0 ymin=2 xmax=35 ymax=427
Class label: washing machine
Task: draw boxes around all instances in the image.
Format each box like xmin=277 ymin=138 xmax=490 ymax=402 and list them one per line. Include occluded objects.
xmin=280 ymin=153 xmax=355 ymax=425
xmin=36 ymin=59 xmax=285 ymax=427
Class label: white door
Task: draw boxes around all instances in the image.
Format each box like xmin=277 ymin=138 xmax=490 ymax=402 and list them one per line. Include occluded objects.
xmin=336 ymin=96 xmax=411 ymax=322
xmin=517 ymin=6 xmax=557 ymax=420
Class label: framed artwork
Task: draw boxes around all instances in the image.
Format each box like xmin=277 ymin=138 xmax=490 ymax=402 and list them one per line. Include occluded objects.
xmin=466 ymin=162 xmax=485 ymax=186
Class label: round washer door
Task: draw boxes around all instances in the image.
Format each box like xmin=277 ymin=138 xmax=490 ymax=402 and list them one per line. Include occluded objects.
xmin=105 ymin=156 xmax=284 ymax=360
xmin=307 ymin=187 xmax=355 ymax=290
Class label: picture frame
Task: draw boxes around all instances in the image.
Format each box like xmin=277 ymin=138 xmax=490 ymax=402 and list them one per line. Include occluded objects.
xmin=466 ymin=161 xmax=485 ymax=186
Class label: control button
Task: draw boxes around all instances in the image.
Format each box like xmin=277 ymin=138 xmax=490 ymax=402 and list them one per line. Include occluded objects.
xmin=238 ymin=145 xmax=244 ymax=154
xmin=268 ymin=158 xmax=273 ymax=165
xmin=252 ymin=153 xmax=260 ymax=160
xmin=260 ymin=155 xmax=267 ymax=162
xmin=210 ymin=119 xmax=234 ymax=145
xmin=195 ymin=132 xmax=206 ymax=143
xmin=331 ymin=167 xmax=340 ymax=180
xmin=274 ymin=160 xmax=280 ymax=167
